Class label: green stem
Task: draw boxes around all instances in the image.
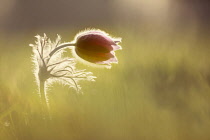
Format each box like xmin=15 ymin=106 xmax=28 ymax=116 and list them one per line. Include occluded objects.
xmin=49 ymin=42 xmax=75 ymax=57
xmin=39 ymin=80 xmax=50 ymax=120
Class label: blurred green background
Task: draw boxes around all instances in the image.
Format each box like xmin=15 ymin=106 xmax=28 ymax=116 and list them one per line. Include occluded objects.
xmin=0 ymin=0 xmax=210 ymax=140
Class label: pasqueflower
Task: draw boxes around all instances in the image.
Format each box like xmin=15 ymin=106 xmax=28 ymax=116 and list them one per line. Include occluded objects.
xmin=73 ymin=29 xmax=122 ymax=66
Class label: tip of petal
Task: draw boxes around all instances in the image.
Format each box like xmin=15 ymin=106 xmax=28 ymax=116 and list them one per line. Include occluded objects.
xmin=95 ymin=54 xmax=118 ymax=65
xmin=112 ymin=45 xmax=122 ymax=51
xmin=114 ymin=38 xmax=122 ymax=43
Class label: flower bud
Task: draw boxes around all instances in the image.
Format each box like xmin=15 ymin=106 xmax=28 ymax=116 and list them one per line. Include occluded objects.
xmin=73 ymin=29 xmax=122 ymax=66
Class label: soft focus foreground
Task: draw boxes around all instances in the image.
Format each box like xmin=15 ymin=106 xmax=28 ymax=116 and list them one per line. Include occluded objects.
xmin=0 ymin=0 xmax=210 ymax=140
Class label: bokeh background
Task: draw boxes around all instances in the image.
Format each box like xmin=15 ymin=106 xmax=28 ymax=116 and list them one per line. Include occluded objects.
xmin=0 ymin=0 xmax=210 ymax=140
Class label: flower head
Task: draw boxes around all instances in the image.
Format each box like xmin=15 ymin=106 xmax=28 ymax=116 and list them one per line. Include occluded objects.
xmin=72 ymin=29 xmax=122 ymax=67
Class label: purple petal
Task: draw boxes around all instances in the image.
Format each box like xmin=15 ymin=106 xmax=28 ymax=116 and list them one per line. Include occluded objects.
xmin=111 ymin=45 xmax=122 ymax=51
xmin=75 ymin=48 xmax=118 ymax=65
xmin=76 ymin=31 xmax=122 ymax=53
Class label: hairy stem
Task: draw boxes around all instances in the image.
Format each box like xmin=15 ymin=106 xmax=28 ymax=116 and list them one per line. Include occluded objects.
xmin=49 ymin=42 xmax=75 ymax=57
xmin=39 ymin=80 xmax=50 ymax=120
